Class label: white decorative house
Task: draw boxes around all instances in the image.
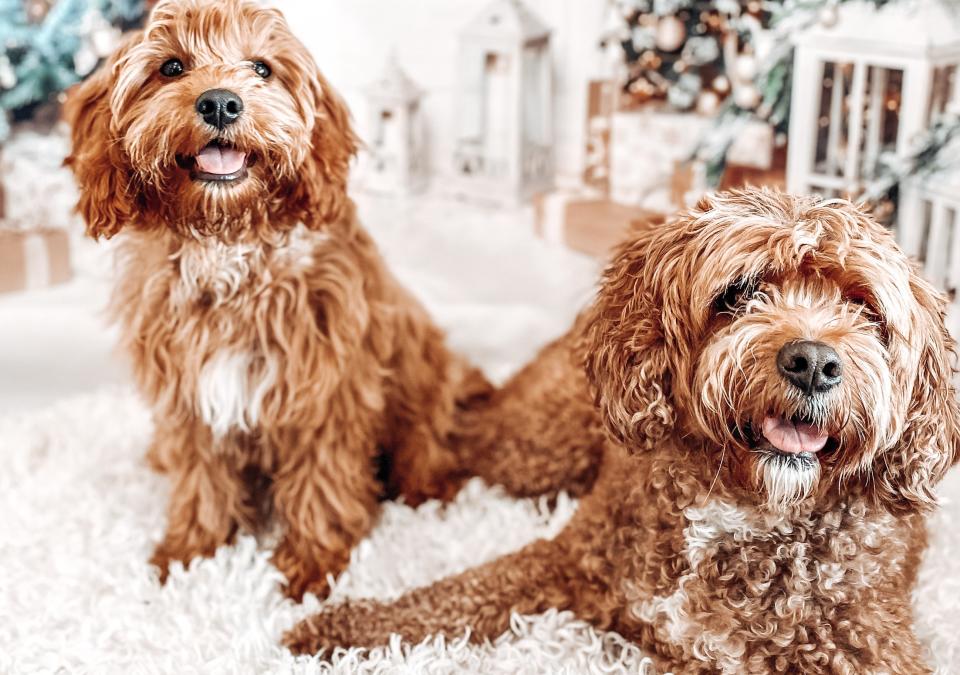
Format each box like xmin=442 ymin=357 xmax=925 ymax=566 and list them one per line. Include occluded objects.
xmin=452 ymin=0 xmax=553 ymax=205
xmin=360 ymin=56 xmax=428 ymax=195
xmin=786 ymin=0 xmax=960 ymax=198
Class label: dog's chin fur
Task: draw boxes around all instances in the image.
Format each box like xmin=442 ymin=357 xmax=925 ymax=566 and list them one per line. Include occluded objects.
xmin=284 ymin=190 xmax=960 ymax=674
xmin=753 ymin=449 xmax=821 ymax=510
xmin=64 ymin=0 xmax=491 ymax=602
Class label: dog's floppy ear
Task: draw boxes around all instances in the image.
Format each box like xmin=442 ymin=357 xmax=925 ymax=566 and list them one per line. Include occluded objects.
xmin=876 ymin=273 xmax=960 ymax=514
xmin=291 ymin=60 xmax=359 ymax=227
xmin=584 ymin=227 xmax=675 ymax=451
xmin=63 ymin=34 xmax=139 ymax=240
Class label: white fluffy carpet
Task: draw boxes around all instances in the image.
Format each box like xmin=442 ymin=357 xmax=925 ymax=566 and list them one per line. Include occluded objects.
xmin=0 ymin=389 xmax=960 ymax=674
xmin=0 ymin=388 xmax=656 ymax=674
xmin=2 ymin=389 xmax=959 ymax=674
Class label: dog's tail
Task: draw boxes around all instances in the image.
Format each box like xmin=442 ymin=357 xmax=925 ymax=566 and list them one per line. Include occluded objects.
xmin=283 ymin=537 xmax=575 ymax=654
xmin=452 ymin=321 xmax=607 ymax=499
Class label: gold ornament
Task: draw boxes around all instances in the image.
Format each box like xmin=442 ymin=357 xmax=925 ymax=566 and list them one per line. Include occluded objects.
xmin=640 ymin=50 xmax=662 ymax=69
xmin=628 ymin=77 xmax=656 ymax=102
xmin=819 ymin=2 xmax=840 ymax=27
xmin=735 ymin=54 xmax=758 ymax=82
xmin=733 ymin=84 xmax=761 ymax=109
xmin=696 ymin=90 xmax=721 ymax=115
xmin=25 ymin=0 xmax=54 ymax=23
xmin=655 ymin=15 xmax=687 ymax=52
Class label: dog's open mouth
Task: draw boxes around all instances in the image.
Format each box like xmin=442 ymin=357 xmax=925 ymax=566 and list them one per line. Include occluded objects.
xmin=761 ymin=415 xmax=828 ymax=455
xmin=177 ymin=141 xmax=250 ymax=183
xmin=741 ymin=413 xmax=839 ymax=460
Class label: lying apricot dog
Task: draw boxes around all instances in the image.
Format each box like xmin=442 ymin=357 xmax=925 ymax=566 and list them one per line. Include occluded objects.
xmin=286 ymin=190 xmax=957 ymax=673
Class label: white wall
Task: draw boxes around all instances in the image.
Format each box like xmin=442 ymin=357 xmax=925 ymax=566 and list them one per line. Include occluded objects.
xmin=279 ymin=0 xmax=608 ymax=184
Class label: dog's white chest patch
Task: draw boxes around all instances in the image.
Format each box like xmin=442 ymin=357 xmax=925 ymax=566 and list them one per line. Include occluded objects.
xmin=628 ymin=500 xmax=783 ymax=673
xmin=629 ymin=499 xmax=892 ymax=672
xmin=197 ymin=351 xmax=276 ymax=437
xmin=173 ymin=240 xmax=260 ymax=305
xmin=171 ymin=225 xmax=319 ymax=306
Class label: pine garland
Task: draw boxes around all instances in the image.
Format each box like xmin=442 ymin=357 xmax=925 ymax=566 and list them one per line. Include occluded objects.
xmin=0 ymin=0 xmax=146 ymax=139
xmin=863 ymin=113 xmax=960 ymax=205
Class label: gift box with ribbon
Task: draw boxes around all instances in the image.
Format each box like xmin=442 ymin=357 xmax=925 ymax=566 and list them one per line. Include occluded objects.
xmin=533 ymin=189 xmax=663 ymax=259
xmin=0 ymin=228 xmax=72 ymax=294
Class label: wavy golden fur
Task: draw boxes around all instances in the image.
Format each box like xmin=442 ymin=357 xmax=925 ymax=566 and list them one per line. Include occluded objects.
xmin=64 ymin=0 xmax=489 ymax=601
xmin=287 ymin=190 xmax=959 ymax=672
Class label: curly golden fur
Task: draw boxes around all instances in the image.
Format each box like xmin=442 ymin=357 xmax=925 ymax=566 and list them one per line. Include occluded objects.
xmin=286 ymin=190 xmax=960 ymax=673
xmin=64 ymin=0 xmax=489 ymax=601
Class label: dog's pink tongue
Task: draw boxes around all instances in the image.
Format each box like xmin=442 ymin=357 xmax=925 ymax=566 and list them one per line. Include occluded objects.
xmin=195 ymin=145 xmax=246 ymax=175
xmin=761 ymin=416 xmax=828 ymax=454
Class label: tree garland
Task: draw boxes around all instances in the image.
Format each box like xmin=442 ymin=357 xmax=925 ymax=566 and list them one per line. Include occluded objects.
xmin=0 ymin=0 xmax=146 ymax=140
xmin=863 ymin=113 xmax=960 ymax=205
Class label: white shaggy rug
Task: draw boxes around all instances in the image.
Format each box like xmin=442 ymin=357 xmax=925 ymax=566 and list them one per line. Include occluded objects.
xmin=0 ymin=388 xmax=652 ymax=674
xmin=2 ymin=389 xmax=960 ymax=674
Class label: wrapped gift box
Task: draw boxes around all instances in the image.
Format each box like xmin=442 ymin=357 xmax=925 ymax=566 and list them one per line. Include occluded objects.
xmin=583 ymin=80 xmax=618 ymax=193
xmin=534 ymin=189 xmax=663 ymax=258
xmin=609 ymin=106 xmax=712 ymax=212
xmin=0 ymin=129 xmax=82 ymax=230
xmin=726 ymin=119 xmax=775 ymax=171
xmin=720 ymin=145 xmax=788 ymax=193
xmin=0 ymin=228 xmax=72 ymax=294
xmin=609 ymin=103 xmax=779 ymax=211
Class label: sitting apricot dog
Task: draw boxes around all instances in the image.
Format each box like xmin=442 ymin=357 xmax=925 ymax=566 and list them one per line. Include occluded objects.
xmin=286 ymin=190 xmax=958 ymax=673
xmin=65 ymin=0 xmax=487 ymax=600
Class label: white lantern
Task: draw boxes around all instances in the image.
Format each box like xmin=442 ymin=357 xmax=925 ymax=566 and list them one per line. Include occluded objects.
xmin=786 ymin=0 xmax=960 ymax=198
xmin=452 ymin=0 xmax=554 ymax=205
xmin=897 ymin=146 xmax=960 ymax=335
xmin=360 ymin=56 xmax=428 ymax=196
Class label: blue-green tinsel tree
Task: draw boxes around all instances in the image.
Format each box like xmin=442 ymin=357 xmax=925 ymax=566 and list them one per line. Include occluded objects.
xmin=0 ymin=0 xmax=147 ymax=140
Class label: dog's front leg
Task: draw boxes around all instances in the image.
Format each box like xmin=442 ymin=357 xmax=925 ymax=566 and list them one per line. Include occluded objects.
xmin=282 ymin=537 xmax=580 ymax=654
xmin=149 ymin=427 xmax=249 ymax=582
xmin=269 ymin=424 xmax=380 ymax=602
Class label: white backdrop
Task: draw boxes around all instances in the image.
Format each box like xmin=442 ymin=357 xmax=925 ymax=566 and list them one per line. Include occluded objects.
xmin=280 ymin=0 xmax=609 ymax=185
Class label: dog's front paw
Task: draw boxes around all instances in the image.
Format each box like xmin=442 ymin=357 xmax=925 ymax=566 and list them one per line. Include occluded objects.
xmin=149 ymin=548 xmax=174 ymax=584
xmin=282 ymin=615 xmax=334 ymax=655
xmin=282 ymin=568 xmax=332 ymax=603
xmin=401 ymin=473 xmax=465 ymax=507
xmin=149 ymin=536 xmax=220 ymax=584
xmin=149 ymin=542 xmax=196 ymax=584
xmin=283 ymin=601 xmax=380 ymax=654
xmin=272 ymin=537 xmax=346 ymax=602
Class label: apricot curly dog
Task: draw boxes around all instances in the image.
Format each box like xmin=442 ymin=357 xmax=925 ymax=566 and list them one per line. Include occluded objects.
xmin=64 ymin=0 xmax=488 ymax=601
xmin=286 ymin=190 xmax=959 ymax=673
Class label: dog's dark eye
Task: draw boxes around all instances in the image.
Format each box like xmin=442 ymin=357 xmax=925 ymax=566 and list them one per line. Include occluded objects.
xmin=252 ymin=61 xmax=271 ymax=78
xmin=713 ymin=278 xmax=758 ymax=314
xmin=160 ymin=58 xmax=184 ymax=77
xmin=849 ymin=295 xmax=890 ymax=345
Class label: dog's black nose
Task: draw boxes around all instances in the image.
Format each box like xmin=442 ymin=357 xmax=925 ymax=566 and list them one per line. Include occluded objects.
xmin=776 ymin=340 xmax=842 ymax=394
xmin=195 ymin=89 xmax=243 ymax=129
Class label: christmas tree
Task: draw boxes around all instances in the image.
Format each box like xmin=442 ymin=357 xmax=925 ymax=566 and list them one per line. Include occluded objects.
xmin=604 ymin=0 xmax=772 ymax=116
xmin=0 ymin=0 xmax=147 ymax=140
xmin=604 ymin=0 xmax=901 ymax=184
